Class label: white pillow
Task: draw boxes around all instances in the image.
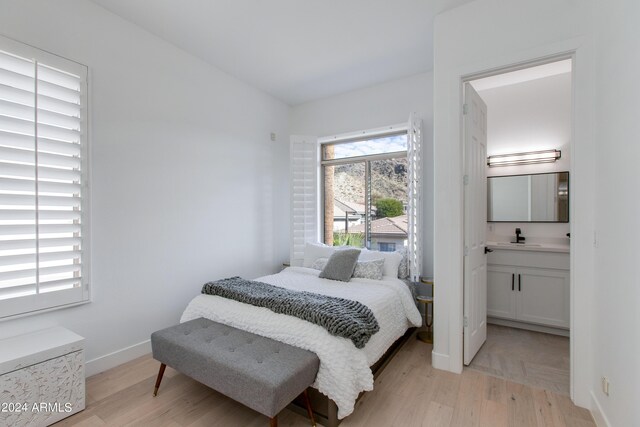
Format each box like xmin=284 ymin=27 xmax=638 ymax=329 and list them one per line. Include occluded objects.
xmin=358 ymin=249 xmax=403 ymax=278
xmin=303 ymin=243 xmax=335 ymax=268
xmin=303 ymin=243 xmax=353 ymax=268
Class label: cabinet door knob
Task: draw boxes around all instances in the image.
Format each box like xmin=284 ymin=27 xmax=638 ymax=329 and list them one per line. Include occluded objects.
xmin=518 ymin=274 xmax=521 ymax=291
xmin=511 ymin=273 xmax=514 ymax=291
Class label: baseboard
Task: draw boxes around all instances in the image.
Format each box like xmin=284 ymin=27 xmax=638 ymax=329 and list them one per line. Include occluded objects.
xmin=431 ymin=350 xmax=450 ymax=371
xmin=590 ymin=391 xmax=611 ymax=427
xmin=85 ymin=339 xmax=151 ymax=377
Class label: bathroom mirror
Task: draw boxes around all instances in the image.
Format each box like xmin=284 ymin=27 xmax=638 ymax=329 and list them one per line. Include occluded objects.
xmin=487 ymin=172 xmax=569 ymax=222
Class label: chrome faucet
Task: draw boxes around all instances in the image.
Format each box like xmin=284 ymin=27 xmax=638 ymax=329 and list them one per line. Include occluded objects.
xmin=514 ymin=228 xmax=526 ymax=244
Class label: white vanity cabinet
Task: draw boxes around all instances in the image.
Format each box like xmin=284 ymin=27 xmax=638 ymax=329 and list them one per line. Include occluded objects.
xmin=487 ymin=248 xmax=569 ymax=331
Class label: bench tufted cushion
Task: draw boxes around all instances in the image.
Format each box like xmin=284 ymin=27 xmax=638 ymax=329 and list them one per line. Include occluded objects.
xmin=151 ymin=317 xmax=319 ymax=417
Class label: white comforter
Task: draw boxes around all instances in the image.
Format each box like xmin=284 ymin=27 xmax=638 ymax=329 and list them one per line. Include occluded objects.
xmin=180 ymin=266 xmax=421 ymax=419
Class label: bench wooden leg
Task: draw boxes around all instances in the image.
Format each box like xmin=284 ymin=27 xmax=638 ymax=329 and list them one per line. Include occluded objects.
xmin=153 ymin=363 xmax=166 ymax=396
xmin=270 ymin=415 xmax=277 ymax=427
xmin=302 ymin=389 xmax=316 ymax=427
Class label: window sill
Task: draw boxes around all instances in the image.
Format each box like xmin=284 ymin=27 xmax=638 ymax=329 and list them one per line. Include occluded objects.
xmin=0 ymin=299 xmax=91 ymax=323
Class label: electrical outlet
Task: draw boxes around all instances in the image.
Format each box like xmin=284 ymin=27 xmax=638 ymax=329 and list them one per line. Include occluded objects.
xmin=601 ymin=376 xmax=610 ymax=396
xmin=270 ymin=132 xmax=276 ymax=142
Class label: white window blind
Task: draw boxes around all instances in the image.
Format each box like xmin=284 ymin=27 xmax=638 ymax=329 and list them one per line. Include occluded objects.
xmin=0 ymin=36 xmax=89 ymax=319
xmin=290 ymin=135 xmax=318 ymax=265
xmin=407 ymin=113 xmax=422 ymax=281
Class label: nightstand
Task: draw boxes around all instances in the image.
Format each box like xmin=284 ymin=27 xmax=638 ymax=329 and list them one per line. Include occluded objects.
xmin=416 ymin=295 xmax=433 ymax=343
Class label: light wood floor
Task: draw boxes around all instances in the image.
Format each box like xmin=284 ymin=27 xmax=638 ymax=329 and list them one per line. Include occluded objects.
xmin=468 ymin=324 xmax=570 ymax=395
xmin=54 ymin=332 xmax=594 ymax=427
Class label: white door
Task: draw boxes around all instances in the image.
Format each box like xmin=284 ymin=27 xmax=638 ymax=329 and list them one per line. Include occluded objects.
xmin=463 ymin=82 xmax=488 ymax=365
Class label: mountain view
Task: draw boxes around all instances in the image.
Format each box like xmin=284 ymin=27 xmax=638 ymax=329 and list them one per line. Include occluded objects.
xmin=333 ymin=157 xmax=408 ymax=206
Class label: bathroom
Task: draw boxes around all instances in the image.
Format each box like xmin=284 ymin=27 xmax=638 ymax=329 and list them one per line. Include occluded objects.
xmin=466 ymin=59 xmax=572 ymax=394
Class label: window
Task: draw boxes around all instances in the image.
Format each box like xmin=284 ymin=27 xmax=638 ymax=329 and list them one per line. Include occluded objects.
xmin=0 ymin=36 xmax=89 ymax=319
xmin=322 ymin=132 xmax=408 ymax=250
xmin=290 ymin=117 xmax=422 ymax=279
xmin=378 ymin=242 xmax=396 ymax=252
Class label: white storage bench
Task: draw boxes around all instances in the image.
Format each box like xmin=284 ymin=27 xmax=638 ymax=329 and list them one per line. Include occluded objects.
xmin=0 ymin=327 xmax=85 ymax=427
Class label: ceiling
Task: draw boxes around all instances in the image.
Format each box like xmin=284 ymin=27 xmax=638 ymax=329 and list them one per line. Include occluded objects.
xmin=471 ymin=59 xmax=572 ymax=92
xmin=90 ymin=0 xmax=473 ymax=105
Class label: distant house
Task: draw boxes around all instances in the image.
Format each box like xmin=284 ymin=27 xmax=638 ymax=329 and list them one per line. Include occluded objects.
xmin=348 ymin=214 xmax=408 ymax=252
xmin=333 ymin=199 xmax=376 ymax=232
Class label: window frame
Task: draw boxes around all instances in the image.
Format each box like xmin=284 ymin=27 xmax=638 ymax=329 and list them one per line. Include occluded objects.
xmin=0 ymin=35 xmax=91 ymax=321
xmin=319 ymin=124 xmax=408 ymax=248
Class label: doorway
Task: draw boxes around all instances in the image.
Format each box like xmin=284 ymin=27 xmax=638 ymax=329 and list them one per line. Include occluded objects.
xmin=462 ymin=58 xmax=573 ymax=395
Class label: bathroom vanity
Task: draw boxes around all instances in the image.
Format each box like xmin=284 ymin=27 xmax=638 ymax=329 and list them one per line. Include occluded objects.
xmin=486 ymin=242 xmax=569 ymax=335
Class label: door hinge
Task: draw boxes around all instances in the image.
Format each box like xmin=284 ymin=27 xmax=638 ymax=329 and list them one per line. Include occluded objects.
xmin=464 ymin=246 xmax=469 ymax=256
xmin=464 ymin=316 xmax=469 ymax=327
xmin=463 ymin=175 xmax=469 ymax=185
xmin=463 ymin=103 xmax=469 ymax=115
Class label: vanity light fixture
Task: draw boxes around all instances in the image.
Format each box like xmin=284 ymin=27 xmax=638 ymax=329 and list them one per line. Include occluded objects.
xmin=487 ymin=149 xmax=561 ymax=167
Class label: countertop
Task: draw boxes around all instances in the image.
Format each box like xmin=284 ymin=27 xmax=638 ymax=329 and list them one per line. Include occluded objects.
xmin=486 ymin=241 xmax=570 ymax=253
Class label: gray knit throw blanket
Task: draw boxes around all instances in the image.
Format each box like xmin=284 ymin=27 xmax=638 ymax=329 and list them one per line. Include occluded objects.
xmin=201 ymin=277 xmax=379 ymax=349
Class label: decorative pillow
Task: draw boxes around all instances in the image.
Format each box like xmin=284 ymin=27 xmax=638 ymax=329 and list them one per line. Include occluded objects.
xmin=311 ymin=257 xmax=328 ymax=271
xmin=319 ymin=249 xmax=361 ymax=282
xmin=358 ymin=249 xmax=403 ymax=278
xmin=353 ymin=259 xmax=385 ymax=280
xmin=397 ymin=247 xmax=409 ymax=279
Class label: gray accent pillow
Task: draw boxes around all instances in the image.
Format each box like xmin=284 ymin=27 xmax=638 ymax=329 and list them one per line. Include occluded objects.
xmin=319 ymin=249 xmax=361 ymax=282
xmin=353 ymin=259 xmax=385 ymax=280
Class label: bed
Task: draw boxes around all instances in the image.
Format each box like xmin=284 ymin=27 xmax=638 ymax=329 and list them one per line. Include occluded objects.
xmin=181 ymin=257 xmax=422 ymax=424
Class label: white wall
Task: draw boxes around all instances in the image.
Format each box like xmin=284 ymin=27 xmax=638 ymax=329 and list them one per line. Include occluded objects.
xmin=591 ymin=1 xmax=640 ymax=425
xmin=291 ymin=72 xmax=432 ymax=137
xmin=432 ymin=0 xmax=596 ymax=413
xmin=0 ymin=0 xmax=290 ymax=374
xmin=480 ymin=73 xmax=572 ymax=176
xmin=290 ymin=72 xmax=435 ymax=280
xmin=481 ymin=73 xmax=572 ymax=243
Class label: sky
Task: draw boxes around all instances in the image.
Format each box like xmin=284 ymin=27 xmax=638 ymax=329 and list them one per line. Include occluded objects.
xmin=332 ymin=134 xmax=407 ymax=159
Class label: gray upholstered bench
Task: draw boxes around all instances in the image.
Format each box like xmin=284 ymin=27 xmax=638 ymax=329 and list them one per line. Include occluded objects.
xmin=150 ymin=317 xmax=319 ymax=427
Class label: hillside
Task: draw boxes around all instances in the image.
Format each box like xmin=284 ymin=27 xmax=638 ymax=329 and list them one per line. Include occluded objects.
xmin=332 ymin=157 xmax=408 ymax=206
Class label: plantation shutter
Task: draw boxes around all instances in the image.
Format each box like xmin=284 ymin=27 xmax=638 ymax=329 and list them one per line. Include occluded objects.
xmin=407 ymin=113 xmax=422 ymax=281
xmin=0 ymin=36 xmax=89 ymax=319
xmin=290 ymin=135 xmax=318 ymax=266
